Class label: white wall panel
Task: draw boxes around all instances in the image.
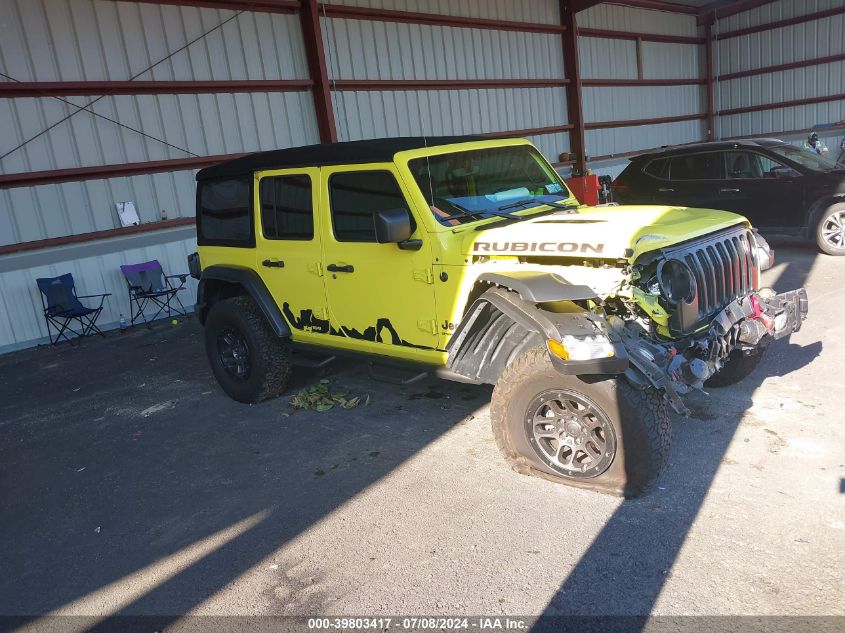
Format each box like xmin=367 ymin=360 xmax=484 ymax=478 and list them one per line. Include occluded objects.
xmin=325 ymin=0 xmax=560 ymax=25
xmin=719 ymin=101 xmax=845 ymax=139
xmin=713 ymin=0 xmax=845 ymax=139
xmin=716 ymin=0 xmax=844 ymax=33
xmin=0 ymin=232 xmax=199 ymax=351
xmin=641 ymin=42 xmax=704 ymax=80
xmin=715 ymin=12 xmax=845 ymax=76
xmin=718 ymin=61 xmax=845 ymax=112
xmin=0 ymin=0 xmax=309 ymax=82
xmin=0 ymin=171 xmax=199 ymax=247
xmin=331 ymin=88 xmax=570 ymax=159
xmin=578 ymin=4 xmax=700 ymax=37
xmin=579 ymin=37 xmax=637 ymax=80
xmin=323 ymin=19 xmax=564 ymax=81
xmin=586 ymin=119 xmax=706 ymax=158
xmin=583 ymin=85 xmax=705 ymax=123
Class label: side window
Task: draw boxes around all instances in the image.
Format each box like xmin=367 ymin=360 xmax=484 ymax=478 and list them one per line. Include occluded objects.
xmin=725 ymin=151 xmax=764 ymax=179
xmin=329 ymin=171 xmax=414 ymax=242
xmin=643 ymin=158 xmax=669 ymax=179
xmin=259 ymin=174 xmax=313 ymax=240
xmin=197 ymin=176 xmax=253 ymax=246
xmin=669 ymin=153 xmax=721 ymax=181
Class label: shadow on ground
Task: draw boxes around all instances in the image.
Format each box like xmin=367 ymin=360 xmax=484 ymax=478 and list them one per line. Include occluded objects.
xmin=534 ymin=245 xmax=821 ymax=626
xmin=0 ymin=322 xmax=489 ymax=622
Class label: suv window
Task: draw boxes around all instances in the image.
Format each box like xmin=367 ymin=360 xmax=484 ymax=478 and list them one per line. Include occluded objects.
xmin=669 ymin=153 xmax=721 ymax=180
xmin=197 ymin=176 xmax=253 ymax=247
xmin=329 ymin=171 xmax=413 ymax=242
xmin=643 ymin=158 xmax=669 ymax=179
xmin=259 ymin=174 xmax=313 ymax=240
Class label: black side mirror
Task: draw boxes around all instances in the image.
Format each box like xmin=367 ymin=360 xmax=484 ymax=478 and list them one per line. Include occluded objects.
xmin=374 ymin=208 xmax=413 ymax=244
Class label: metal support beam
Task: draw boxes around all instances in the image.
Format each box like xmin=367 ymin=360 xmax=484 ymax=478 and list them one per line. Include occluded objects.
xmin=300 ymin=0 xmax=337 ymax=143
xmin=704 ymin=21 xmax=716 ymax=140
xmin=560 ymin=1 xmax=587 ymax=176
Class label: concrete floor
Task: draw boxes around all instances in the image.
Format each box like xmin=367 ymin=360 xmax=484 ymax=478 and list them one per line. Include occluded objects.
xmin=1 ymin=246 xmax=843 ymax=626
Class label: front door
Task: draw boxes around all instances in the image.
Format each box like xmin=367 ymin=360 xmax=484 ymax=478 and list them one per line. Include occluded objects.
xmin=254 ymin=167 xmax=330 ymax=344
xmin=718 ymin=151 xmax=806 ymax=229
xmin=319 ymin=166 xmax=439 ymax=362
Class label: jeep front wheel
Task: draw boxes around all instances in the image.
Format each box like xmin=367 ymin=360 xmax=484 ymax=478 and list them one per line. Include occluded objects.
xmin=490 ymin=347 xmax=671 ymax=497
xmin=204 ymin=296 xmax=291 ymax=403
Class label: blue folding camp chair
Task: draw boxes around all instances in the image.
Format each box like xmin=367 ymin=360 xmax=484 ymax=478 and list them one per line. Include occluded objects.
xmin=120 ymin=260 xmax=188 ymax=327
xmin=36 ymin=274 xmax=111 ymax=345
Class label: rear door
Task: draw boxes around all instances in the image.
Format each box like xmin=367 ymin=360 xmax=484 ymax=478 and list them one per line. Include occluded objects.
xmin=254 ymin=168 xmax=330 ymax=344
xmin=658 ymin=152 xmax=724 ymax=209
xmin=718 ymin=151 xmax=805 ymax=229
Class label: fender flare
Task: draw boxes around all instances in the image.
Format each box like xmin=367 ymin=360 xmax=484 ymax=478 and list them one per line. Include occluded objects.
xmin=197 ymin=265 xmax=291 ymax=338
xmin=446 ymin=287 xmax=627 ymax=384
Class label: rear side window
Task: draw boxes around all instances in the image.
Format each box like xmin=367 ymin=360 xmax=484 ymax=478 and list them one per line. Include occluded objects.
xmin=259 ymin=175 xmax=313 ymax=240
xmin=643 ymin=158 xmax=669 ymax=179
xmin=329 ymin=171 xmax=414 ymax=242
xmin=669 ymin=153 xmax=721 ymax=180
xmin=197 ymin=176 xmax=254 ymax=247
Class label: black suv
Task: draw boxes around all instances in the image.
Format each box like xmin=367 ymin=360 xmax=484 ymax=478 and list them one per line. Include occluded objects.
xmin=613 ymin=138 xmax=845 ymax=255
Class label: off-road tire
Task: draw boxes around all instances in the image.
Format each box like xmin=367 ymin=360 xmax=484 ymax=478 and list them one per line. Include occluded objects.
xmin=704 ymin=348 xmax=765 ymax=388
xmin=815 ymin=202 xmax=845 ymax=256
xmin=490 ymin=347 xmax=671 ymax=497
xmin=204 ymin=296 xmax=291 ymax=403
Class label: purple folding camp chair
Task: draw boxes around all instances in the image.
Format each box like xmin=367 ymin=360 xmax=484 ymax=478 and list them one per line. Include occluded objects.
xmin=119 ymin=260 xmax=188 ymax=327
xmin=36 ymin=273 xmax=111 ymax=345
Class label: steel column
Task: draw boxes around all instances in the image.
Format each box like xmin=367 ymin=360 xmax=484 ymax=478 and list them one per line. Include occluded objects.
xmin=300 ymin=0 xmax=337 ymax=143
xmin=561 ymin=1 xmax=587 ymax=176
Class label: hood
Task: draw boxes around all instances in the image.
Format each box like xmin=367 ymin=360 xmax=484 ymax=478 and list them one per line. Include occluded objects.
xmin=463 ymin=205 xmax=749 ymax=262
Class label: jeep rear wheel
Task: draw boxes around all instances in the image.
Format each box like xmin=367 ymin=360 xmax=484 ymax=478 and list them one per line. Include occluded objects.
xmin=490 ymin=347 xmax=671 ymax=497
xmin=204 ymin=296 xmax=291 ymax=403
xmin=815 ymin=203 xmax=845 ymax=255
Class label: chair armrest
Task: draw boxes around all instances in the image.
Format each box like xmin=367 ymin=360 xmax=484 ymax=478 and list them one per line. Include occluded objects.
xmin=166 ymin=273 xmax=189 ymax=282
xmin=76 ymin=293 xmax=112 ymax=299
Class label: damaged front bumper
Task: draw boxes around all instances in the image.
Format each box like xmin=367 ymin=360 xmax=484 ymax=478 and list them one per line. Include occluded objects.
xmin=617 ymin=287 xmax=809 ymax=414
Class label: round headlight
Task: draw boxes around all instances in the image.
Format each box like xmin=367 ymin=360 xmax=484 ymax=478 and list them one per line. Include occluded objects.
xmin=658 ymin=259 xmax=696 ymax=304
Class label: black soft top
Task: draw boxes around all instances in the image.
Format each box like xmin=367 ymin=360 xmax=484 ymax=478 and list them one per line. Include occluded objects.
xmin=195 ymin=136 xmax=486 ymax=181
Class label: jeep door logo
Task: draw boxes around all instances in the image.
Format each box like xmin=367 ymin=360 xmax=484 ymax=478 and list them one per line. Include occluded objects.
xmin=473 ymin=241 xmax=605 ymax=254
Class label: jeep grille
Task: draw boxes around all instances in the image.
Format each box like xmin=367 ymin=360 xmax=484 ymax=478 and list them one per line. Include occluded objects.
xmin=664 ymin=226 xmax=760 ymax=332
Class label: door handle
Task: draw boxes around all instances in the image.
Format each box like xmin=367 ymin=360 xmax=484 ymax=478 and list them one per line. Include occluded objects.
xmin=658 ymin=188 xmax=675 ymax=192
xmin=262 ymin=259 xmax=285 ymax=268
xmin=720 ymin=188 xmax=740 ymax=193
xmin=326 ymin=263 xmax=354 ymax=273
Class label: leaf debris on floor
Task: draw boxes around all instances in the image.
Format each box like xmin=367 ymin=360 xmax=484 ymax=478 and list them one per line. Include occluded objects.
xmin=289 ymin=379 xmax=370 ymax=412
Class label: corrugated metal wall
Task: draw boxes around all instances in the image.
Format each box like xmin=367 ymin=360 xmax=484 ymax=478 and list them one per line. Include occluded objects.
xmin=578 ymin=4 xmax=707 ymax=180
xmin=322 ymin=0 xmax=570 ymax=159
xmin=0 ymin=0 xmax=319 ymax=351
xmin=12 ymin=0 xmax=836 ymax=351
xmin=714 ymin=0 xmax=845 ymax=141
xmin=0 ymin=0 xmax=318 ymax=246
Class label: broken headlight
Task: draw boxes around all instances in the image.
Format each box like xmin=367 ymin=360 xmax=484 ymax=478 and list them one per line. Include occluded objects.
xmin=657 ymin=259 xmax=696 ymax=304
xmin=548 ymin=334 xmax=616 ymax=361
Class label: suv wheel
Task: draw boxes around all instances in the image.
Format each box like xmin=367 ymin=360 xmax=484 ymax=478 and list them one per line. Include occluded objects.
xmin=490 ymin=347 xmax=671 ymax=497
xmin=204 ymin=296 xmax=291 ymax=403
xmin=815 ymin=203 xmax=845 ymax=255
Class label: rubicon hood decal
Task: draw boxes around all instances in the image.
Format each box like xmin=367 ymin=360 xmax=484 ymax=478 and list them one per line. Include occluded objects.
xmin=465 ymin=205 xmax=749 ymax=261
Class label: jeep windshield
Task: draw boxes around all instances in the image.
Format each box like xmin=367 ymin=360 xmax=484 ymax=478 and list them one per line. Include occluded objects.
xmin=409 ymin=146 xmax=576 ymax=226
xmin=770 ymin=143 xmax=845 ymax=172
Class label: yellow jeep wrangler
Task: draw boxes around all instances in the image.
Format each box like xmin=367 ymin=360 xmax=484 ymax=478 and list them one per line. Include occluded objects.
xmin=189 ymin=136 xmax=808 ymax=496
